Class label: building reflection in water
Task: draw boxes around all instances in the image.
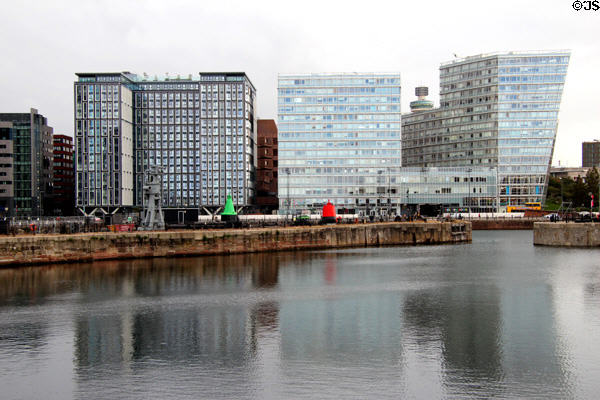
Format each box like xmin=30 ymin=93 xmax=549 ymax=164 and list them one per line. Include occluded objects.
xmin=402 ymin=283 xmax=569 ymax=397
xmin=279 ymin=253 xmax=403 ymax=366
xmin=0 ymin=265 xmax=77 ymax=307
xmin=499 ymin=284 xmax=570 ymax=397
xmin=72 ymin=252 xmax=285 ymax=376
xmin=402 ymin=285 xmax=504 ymax=395
xmin=71 ymin=250 xmax=411 ymax=389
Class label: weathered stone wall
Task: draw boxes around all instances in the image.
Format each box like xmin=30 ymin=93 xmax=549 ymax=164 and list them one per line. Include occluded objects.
xmin=472 ymin=219 xmax=535 ymax=230
xmin=534 ymin=222 xmax=600 ymax=247
xmin=0 ymin=222 xmax=471 ymax=267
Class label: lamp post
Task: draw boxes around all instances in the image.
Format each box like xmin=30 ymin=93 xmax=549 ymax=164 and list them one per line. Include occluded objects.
xmin=286 ymin=168 xmax=291 ymax=221
xmin=387 ymin=167 xmax=391 ymax=219
xmin=597 ymin=165 xmax=600 ymax=215
xmin=467 ymin=168 xmax=472 ymax=217
xmin=495 ymin=167 xmax=499 ymax=214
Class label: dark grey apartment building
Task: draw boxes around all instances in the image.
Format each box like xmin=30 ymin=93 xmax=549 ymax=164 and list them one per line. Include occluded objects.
xmin=0 ymin=109 xmax=54 ymax=217
xmin=74 ymin=72 xmax=257 ymax=217
xmin=0 ymin=122 xmax=14 ymax=217
xmin=582 ymin=141 xmax=600 ymax=168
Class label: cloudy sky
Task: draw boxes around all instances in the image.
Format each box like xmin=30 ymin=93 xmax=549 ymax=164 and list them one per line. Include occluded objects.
xmin=1 ymin=0 xmax=598 ymax=166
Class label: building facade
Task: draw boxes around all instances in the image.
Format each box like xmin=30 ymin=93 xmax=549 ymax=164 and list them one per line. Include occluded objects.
xmin=0 ymin=122 xmax=14 ymax=217
xmin=277 ymin=73 xmax=402 ymax=215
xmin=74 ymin=72 xmax=257 ymax=216
xmin=0 ymin=109 xmax=54 ymax=217
xmin=391 ymin=166 xmax=498 ymax=214
xmin=402 ymin=51 xmax=570 ymax=207
xmin=582 ymin=141 xmax=600 ymax=168
xmin=549 ymin=166 xmax=590 ymax=180
xmin=52 ymin=135 xmax=75 ymax=216
xmin=256 ymin=119 xmax=278 ymax=213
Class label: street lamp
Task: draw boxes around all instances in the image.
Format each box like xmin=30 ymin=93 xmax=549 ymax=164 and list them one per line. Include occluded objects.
xmin=286 ymin=167 xmax=291 ymax=220
xmin=597 ymin=165 xmax=600 ymax=215
xmin=494 ymin=167 xmax=499 ymax=214
xmin=387 ymin=167 xmax=391 ymax=219
xmin=467 ymin=168 xmax=472 ymax=217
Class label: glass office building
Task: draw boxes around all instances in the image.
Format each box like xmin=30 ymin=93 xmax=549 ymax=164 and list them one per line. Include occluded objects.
xmin=278 ymin=73 xmax=402 ymax=215
xmin=74 ymin=72 xmax=256 ymax=216
xmin=0 ymin=109 xmax=54 ymax=217
xmin=402 ymin=51 xmax=570 ymax=207
xmin=394 ymin=166 xmax=497 ymax=213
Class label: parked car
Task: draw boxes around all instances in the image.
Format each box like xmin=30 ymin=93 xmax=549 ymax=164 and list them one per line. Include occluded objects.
xmin=543 ymin=213 xmax=561 ymax=221
xmin=576 ymin=212 xmax=593 ymax=222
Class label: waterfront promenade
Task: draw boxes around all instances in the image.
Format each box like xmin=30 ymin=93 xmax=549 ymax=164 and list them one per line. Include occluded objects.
xmin=0 ymin=221 xmax=470 ymax=267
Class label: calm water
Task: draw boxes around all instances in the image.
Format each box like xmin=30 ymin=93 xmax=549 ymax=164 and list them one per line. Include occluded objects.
xmin=1 ymin=231 xmax=600 ymax=399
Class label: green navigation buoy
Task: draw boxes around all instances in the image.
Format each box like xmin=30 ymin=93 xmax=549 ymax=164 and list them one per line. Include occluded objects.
xmin=221 ymin=194 xmax=239 ymax=224
xmin=221 ymin=194 xmax=237 ymax=216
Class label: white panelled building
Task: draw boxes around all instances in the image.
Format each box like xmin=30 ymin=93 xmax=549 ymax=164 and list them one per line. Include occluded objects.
xmin=278 ymin=73 xmax=402 ymax=215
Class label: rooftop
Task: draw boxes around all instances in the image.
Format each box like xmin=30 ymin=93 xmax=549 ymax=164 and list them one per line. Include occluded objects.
xmin=76 ymin=71 xmax=255 ymax=88
xmin=440 ymin=49 xmax=571 ymax=66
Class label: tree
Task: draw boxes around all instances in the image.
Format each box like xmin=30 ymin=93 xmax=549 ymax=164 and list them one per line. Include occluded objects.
xmin=547 ymin=176 xmax=562 ymax=204
xmin=572 ymin=177 xmax=588 ymax=208
xmin=560 ymin=177 xmax=576 ymax=205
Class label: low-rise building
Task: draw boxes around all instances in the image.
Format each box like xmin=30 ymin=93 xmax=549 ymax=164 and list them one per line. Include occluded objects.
xmin=549 ymin=166 xmax=590 ymax=180
xmin=360 ymin=166 xmax=498 ymax=217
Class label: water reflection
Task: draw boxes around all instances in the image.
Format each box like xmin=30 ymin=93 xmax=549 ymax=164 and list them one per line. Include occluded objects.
xmin=68 ymin=254 xmax=287 ymax=370
xmin=0 ymin=232 xmax=600 ymax=399
xmin=279 ymin=254 xmax=403 ymax=366
xmin=0 ymin=253 xmax=285 ymax=305
xmin=403 ymin=286 xmax=504 ymax=396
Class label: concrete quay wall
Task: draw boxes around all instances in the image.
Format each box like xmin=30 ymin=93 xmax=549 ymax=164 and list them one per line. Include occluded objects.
xmin=0 ymin=222 xmax=471 ymax=267
xmin=534 ymin=222 xmax=600 ymax=247
xmin=471 ymin=219 xmax=535 ymax=230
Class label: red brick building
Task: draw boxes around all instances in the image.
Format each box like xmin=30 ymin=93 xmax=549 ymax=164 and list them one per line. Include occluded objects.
xmin=256 ymin=120 xmax=278 ymax=212
xmin=52 ymin=135 xmax=75 ymax=215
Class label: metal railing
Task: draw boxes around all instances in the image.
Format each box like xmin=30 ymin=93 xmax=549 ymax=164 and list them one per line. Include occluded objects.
xmin=1 ymin=216 xmax=105 ymax=235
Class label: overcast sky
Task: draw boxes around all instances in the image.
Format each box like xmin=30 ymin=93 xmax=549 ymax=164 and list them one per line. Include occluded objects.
xmin=1 ymin=0 xmax=598 ymax=166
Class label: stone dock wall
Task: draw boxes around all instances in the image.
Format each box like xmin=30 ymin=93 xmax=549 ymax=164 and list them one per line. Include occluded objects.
xmin=471 ymin=219 xmax=535 ymax=230
xmin=534 ymin=222 xmax=600 ymax=247
xmin=0 ymin=222 xmax=471 ymax=267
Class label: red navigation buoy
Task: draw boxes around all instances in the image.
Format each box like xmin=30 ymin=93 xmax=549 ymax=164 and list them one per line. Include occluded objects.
xmin=321 ymin=201 xmax=336 ymax=224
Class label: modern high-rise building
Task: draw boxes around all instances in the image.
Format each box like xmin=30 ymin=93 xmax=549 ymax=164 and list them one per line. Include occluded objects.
xmin=277 ymin=73 xmax=402 ymax=215
xmin=74 ymin=72 xmax=257 ymax=217
xmin=52 ymin=135 xmax=75 ymax=216
xmin=0 ymin=109 xmax=54 ymax=217
xmin=582 ymin=141 xmax=600 ymax=168
xmin=402 ymin=51 xmax=570 ymax=207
